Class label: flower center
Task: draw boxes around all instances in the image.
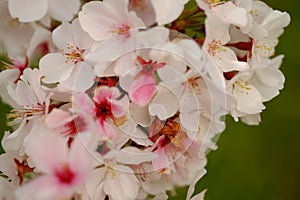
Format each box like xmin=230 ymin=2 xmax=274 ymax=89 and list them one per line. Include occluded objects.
xmin=111 ymin=23 xmax=131 ymax=39
xmin=95 ymin=100 xmax=113 ymax=122
xmin=150 ymin=118 xmax=183 ymax=150
xmin=55 ymin=164 xmax=75 ymax=184
xmin=136 ymin=56 xmax=166 ymax=79
xmin=62 ymin=44 xmax=85 ymax=64
xmin=235 ymin=79 xmax=252 ymax=94
xmin=207 ymin=39 xmax=222 ymax=56
xmin=64 ymin=116 xmax=88 ymax=136
xmin=205 ymin=0 xmax=224 ymax=7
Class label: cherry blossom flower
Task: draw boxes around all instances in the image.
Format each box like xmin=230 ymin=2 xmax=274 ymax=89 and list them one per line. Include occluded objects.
xmin=232 ymin=0 xmax=290 ymax=58
xmin=198 ymin=1 xmax=249 ymax=72
xmin=2 ymin=68 xmax=52 ymax=154
xmin=79 ymin=0 xmax=144 ymax=42
xmin=129 ymin=56 xmax=165 ymax=106
xmin=0 ymin=1 xmax=35 ymax=56
xmin=228 ymin=73 xmax=266 ymax=122
xmin=40 ymin=19 xmax=96 ymax=92
xmin=8 ymin=0 xmax=80 ymax=22
xmin=0 ymin=0 xmax=291 ymax=199
xmin=0 ymin=55 xmax=28 ymax=107
xmin=45 ymin=108 xmax=89 ymax=137
xmin=85 ymin=146 xmax=156 ymax=200
xmin=228 ymin=55 xmax=285 ymax=125
xmin=15 ymin=124 xmax=94 ymax=200
xmin=73 ymin=86 xmax=131 ymax=140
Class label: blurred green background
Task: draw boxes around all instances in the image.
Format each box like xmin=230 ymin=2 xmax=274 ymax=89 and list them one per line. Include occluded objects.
xmin=0 ymin=0 xmax=299 ymax=199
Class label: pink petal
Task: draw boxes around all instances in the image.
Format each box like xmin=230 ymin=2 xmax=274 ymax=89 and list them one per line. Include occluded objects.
xmin=93 ymin=86 xmax=120 ymax=104
xmin=45 ymin=109 xmax=73 ymax=129
xmin=129 ymin=75 xmax=156 ymax=106
xmin=68 ymin=136 xmax=93 ymax=185
xmin=98 ymin=119 xmax=116 ymax=139
xmin=72 ymin=93 xmax=95 ymax=117
xmin=15 ymin=175 xmax=74 ymax=200
xmin=24 ymin=126 xmax=68 ymax=174
xmin=111 ymin=96 xmax=128 ymax=117
xmin=152 ymin=148 xmax=170 ymax=173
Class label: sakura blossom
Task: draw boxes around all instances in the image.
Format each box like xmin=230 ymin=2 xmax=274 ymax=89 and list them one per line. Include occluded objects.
xmin=0 ymin=0 xmax=290 ymax=200
xmin=15 ymin=123 xmax=94 ymax=200
xmin=8 ymin=0 xmax=80 ymax=22
xmin=39 ymin=19 xmax=96 ymax=92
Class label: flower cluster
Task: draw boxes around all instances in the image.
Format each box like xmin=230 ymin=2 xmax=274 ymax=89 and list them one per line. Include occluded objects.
xmin=0 ymin=0 xmax=289 ymax=199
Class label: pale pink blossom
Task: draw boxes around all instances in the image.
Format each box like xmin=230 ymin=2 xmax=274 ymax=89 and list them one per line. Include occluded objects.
xmin=73 ymin=86 xmax=130 ymax=140
xmin=85 ymin=147 xmax=155 ymax=200
xmin=40 ymin=19 xmax=96 ymax=92
xmin=15 ymin=124 xmax=93 ymax=200
xmin=129 ymin=56 xmax=165 ymax=106
xmin=0 ymin=1 xmax=35 ymax=56
xmin=45 ymin=108 xmax=89 ymax=137
xmin=8 ymin=0 xmax=80 ymax=22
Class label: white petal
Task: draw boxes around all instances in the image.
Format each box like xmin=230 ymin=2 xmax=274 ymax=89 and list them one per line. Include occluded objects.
xmin=180 ymin=111 xmax=201 ymax=132
xmin=8 ymin=0 xmax=47 ymax=22
xmin=151 ymin=0 xmax=185 ymax=25
xmin=149 ymin=85 xmax=179 ymax=120
xmin=52 ymin=22 xmax=74 ymax=50
xmin=48 ymin=0 xmax=80 ymax=21
xmin=0 ymin=177 xmax=15 ymax=200
xmin=1 ymin=121 xmax=29 ymax=152
xmin=105 ymin=147 xmax=157 ymax=165
xmin=186 ymin=169 xmax=207 ymax=200
xmin=212 ymin=1 xmax=248 ymax=27
xmin=21 ymin=68 xmax=46 ymax=105
xmin=71 ymin=19 xmax=95 ymax=49
xmin=233 ymin=81 xmax=265 ymax=114
xmin=79 ymin=1 xmax=119 ymax=41
xmin=16 ymin=81 xmax=37 ymax=106
xmin=214 ymin=47 xmax=249 ymax=72
xmin=240 ymin=114 xmax=261 ymax=125
xmin=138 ymin=26 xmax=170 ymax=48
xmin=130 ymin=128 xmax=154 ymax=146
xmin=261 ymin=10 xmax=290 ymax=38
xmin=60 ymin=63 xmax=95 ymax=92
xmin=103 ymin=168 xmax=140 ymax=200
xmin=40 ymin=53 xmax=74 ymax=83
xmin=205 ymin=13 xmax=231 ymax=44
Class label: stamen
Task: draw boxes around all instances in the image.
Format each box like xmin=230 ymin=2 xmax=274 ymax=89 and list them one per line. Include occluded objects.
xmin=235 ymin=79 xmax=252 ymax=94
xmin=6 ymin=105 xmax=45 ymax=125
xmin=208 ymin=39 xmax=223 ymax=56
xmin=61 ymin=44 xmax=85 ymax=64
xmin=110 ymin=23 xmax=131 ymax=39
xmin=204 ymin=0 xmax=224 ymax=7
xmin=55 ymin=164 xmax=75 ymax=184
